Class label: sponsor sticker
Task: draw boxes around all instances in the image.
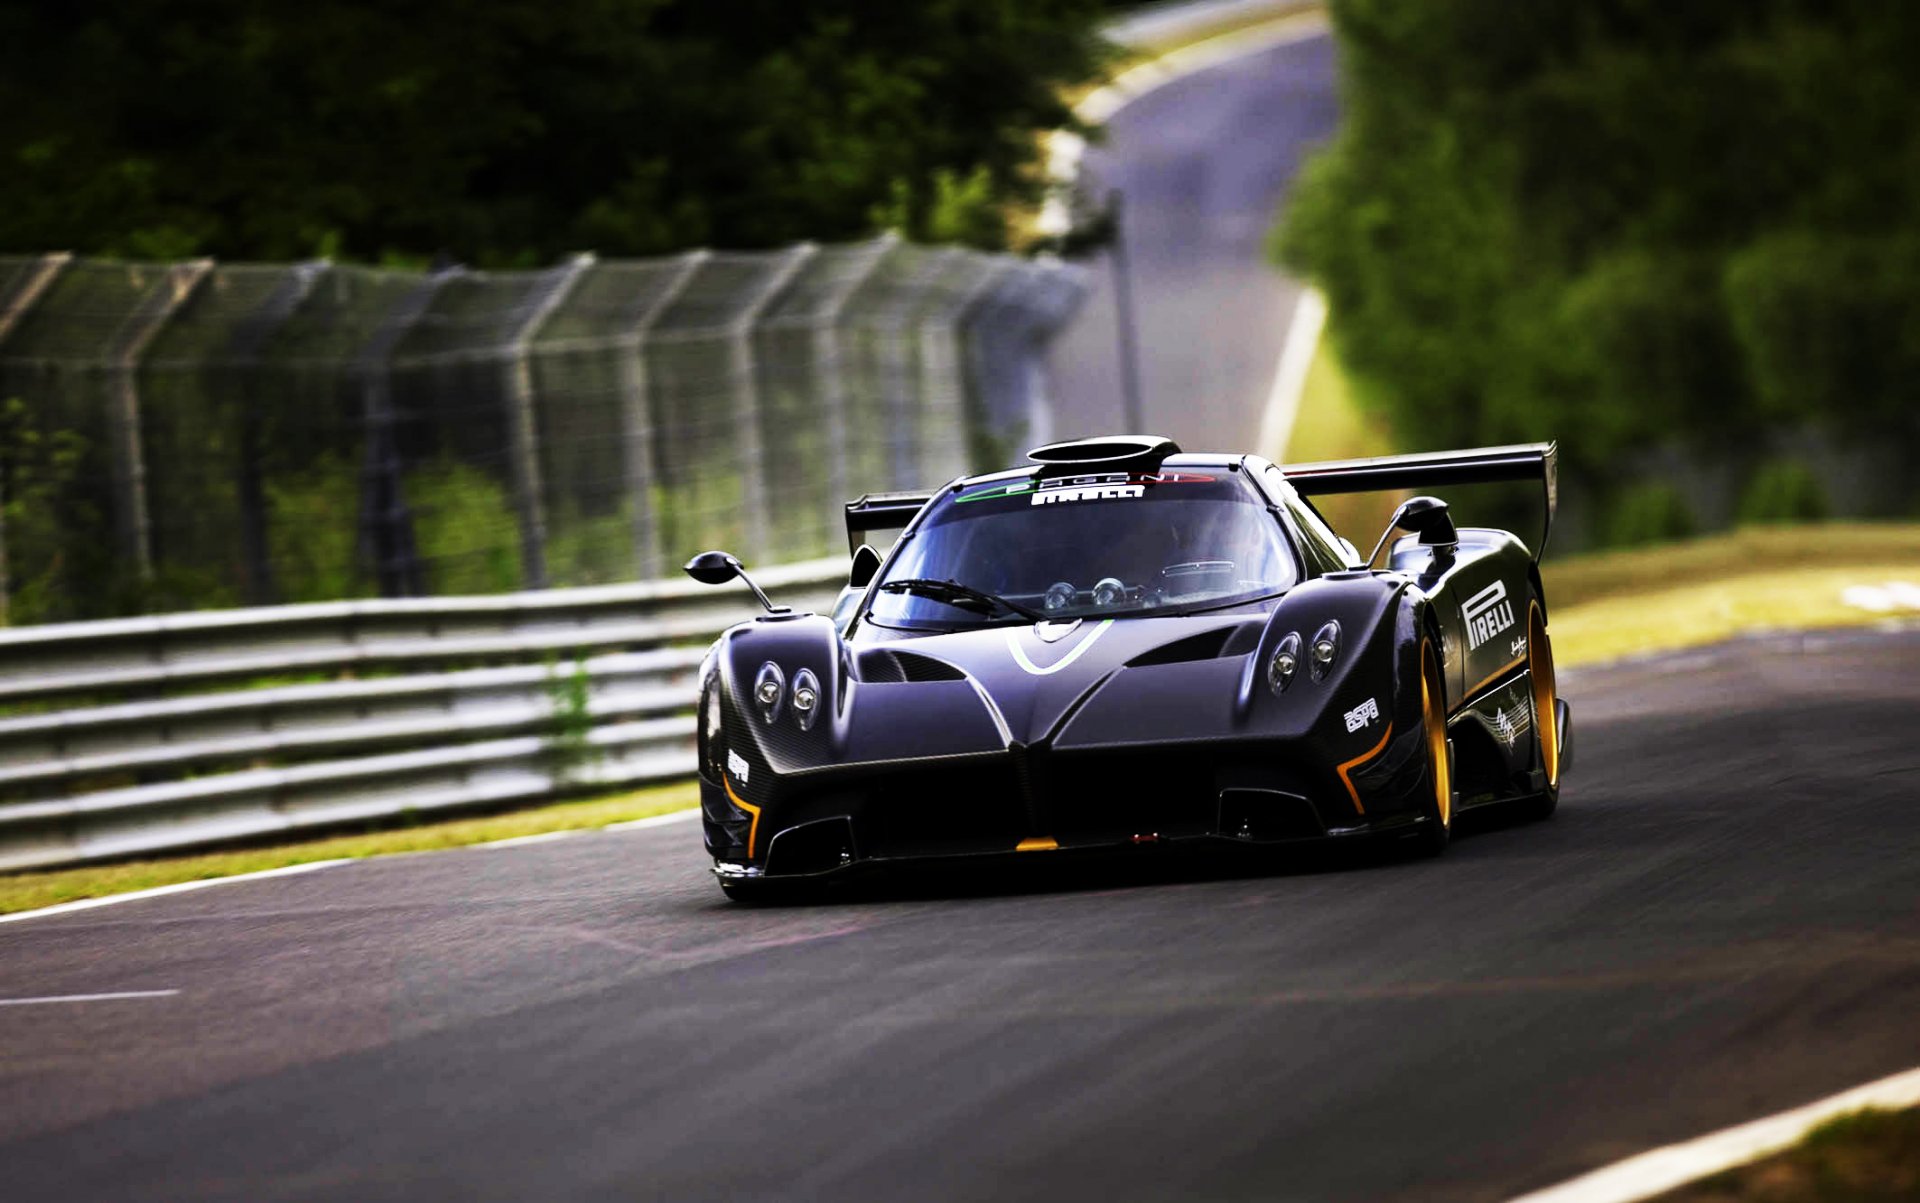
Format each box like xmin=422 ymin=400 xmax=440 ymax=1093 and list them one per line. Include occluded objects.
xmin=956 ymin=471 xmax=1215 ymax=505
xmin=726 ymin=747 xmax=750 ymax=785
xmin=1343 ymin=697 xmax=1381 ymax=733
xmin=1032 ymin=484 xmax=1143 ymax=505
xmin=1463 ymin=580 xmax=1517 ymax=652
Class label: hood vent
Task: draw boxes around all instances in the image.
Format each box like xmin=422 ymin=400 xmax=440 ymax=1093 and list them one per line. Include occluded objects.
xmin=859 ymin=650 xmax=969 ymax=683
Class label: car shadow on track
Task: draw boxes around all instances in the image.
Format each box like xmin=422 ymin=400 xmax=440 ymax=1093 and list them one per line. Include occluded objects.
xmin=722 ymin=818 xmax=1562 ymax=909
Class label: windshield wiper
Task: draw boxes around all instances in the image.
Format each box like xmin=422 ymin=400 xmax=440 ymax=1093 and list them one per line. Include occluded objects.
xmin=876 ymin=578 xmax=1047 ymax=621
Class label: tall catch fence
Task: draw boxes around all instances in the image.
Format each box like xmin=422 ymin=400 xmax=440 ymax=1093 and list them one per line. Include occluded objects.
xmin=0 ymin=239 xmax=1087 ymax=626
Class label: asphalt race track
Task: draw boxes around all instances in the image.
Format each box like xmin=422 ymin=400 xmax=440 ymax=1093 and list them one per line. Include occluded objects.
xmin=1046 ymin=29 xmax=1338 ymax=452
xmin=2 ymin=625 xmax=1917 ymax=1201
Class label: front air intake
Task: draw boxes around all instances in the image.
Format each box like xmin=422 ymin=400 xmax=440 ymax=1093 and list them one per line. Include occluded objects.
xmin=1027 ymin=435 xmax=1182 ymax=476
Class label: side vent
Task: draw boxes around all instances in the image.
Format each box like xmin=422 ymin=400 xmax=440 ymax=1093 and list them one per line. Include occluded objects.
xmin=893 ymin=652 xmax=968 ymax=682
xmin=858 ymin=650 xmax=968 ymax=683
xmin=1126 ymin=627 xmax=1236 ymax=668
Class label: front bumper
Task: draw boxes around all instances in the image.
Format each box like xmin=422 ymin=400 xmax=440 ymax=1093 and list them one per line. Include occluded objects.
xmin=703 ymin=736 xmax=1433 ymax=879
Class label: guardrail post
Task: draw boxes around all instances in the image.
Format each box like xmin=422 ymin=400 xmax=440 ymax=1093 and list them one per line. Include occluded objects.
xmin=503 ymin=254 xmax=594 ymax=590
xmin=0 ymin=252 xmax=74 ymax=626
xmin=353 ymin=266 xmax=462 ymax=597
xmin=732 ymin=244 xmax=816 ymax=565
xmin=624 ymin=251 xmax=706 ymax=580
xmin=106 ymin=258 xmax=213 ymax=584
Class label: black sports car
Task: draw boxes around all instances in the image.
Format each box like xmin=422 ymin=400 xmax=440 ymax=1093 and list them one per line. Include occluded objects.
xmin=685 ymin=435 xmax=1572 ymax=901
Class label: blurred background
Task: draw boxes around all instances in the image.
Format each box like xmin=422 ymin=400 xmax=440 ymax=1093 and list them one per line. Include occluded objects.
xmin=1 ymin=0 xmax=1916 ymax=624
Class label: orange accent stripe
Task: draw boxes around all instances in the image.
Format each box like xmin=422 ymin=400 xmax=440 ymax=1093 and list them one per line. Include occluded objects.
xmin=1015 ymin=837 xmax=1059 ymax=852
xmin=723 ymin=777 xmax=763 ymax=859
xmin=1336 ymin=722 xmax=1393 ymax=816
xmin=1463 ymin=654 xmax=1526 ymax=704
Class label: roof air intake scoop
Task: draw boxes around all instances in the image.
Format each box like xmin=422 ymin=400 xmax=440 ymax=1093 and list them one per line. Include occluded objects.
xmin=1026 ymin=435 xmax=1182 ymax=477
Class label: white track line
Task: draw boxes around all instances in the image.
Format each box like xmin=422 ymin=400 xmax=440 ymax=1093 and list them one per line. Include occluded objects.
xmin=1506 ymin=1064 xmax=1920 ymax=1203
xmin=1257 ymin=286 xmax=1326 ymax=460
xmin=0 ymin=859 xmax=350 ymax=926
xmin=478 ymin=830 xmax=584 ymax=850
xmin=0 ymin=989 xmax=181 ymax=1007
xmin=0 ymin=807 xmax=704 ymax=927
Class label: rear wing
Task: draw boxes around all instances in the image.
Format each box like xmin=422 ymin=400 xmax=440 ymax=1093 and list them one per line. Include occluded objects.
xmin=1281 ymin=442 xmax=1558 ymax=560
xmin=844 ymin=491 xmax=935 ymax=556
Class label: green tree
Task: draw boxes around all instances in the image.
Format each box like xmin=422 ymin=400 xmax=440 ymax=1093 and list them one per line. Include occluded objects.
xmin=1277 ymin=0 xmax=1920 ymax=491
xmin=0 ymin=0 xmax=1111 ymax=263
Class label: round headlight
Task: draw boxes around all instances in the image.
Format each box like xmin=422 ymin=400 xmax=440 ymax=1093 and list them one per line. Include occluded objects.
xmin=753 ymin=661 xmax=785 ymax=724
xmin=1267 ymin=632 xmax=1301 ymax=695
xmin=1044 ymin=581 xmax=1075 ymax=612
xmin=1309 ymin=621 xmax=1341 ymax=681
xmin=791 ymin=668 xmax=820 ymax=731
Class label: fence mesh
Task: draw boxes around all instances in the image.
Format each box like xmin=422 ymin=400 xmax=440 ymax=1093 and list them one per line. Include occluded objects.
xmin=0 ymin=240 xmax=1085 ymax=624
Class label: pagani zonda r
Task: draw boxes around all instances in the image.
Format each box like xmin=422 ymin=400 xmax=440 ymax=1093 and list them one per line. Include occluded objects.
xmin=685 ymin=435 xmax=1573 ymax=901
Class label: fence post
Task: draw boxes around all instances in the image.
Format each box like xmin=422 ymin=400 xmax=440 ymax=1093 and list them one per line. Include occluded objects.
xmin=875 ymin=249 xmax=951 ymax=492
xmin=0 ymin=252 xmax=74 ymax=626
xmin=812 ymin=236 xmax=896 ymax=523
xmin=623 ymin=251 xmax=707 ymax=580
xmin=732 ymin=244 xmax=816 ymax=565
xmin=106 ymin=258 xmax=212 ymax=584
xmin=353 ymin=267 xmax=462 ymax=597
xmin=502 ymin=253 xmax=594 ymax=590
xmin=0 ymin=253 xmax=71 ymax=345
xmin=225 ymin=260 xmax=331 ymax=605
xmin=921 ymin=255 xmax=1015 ymax=478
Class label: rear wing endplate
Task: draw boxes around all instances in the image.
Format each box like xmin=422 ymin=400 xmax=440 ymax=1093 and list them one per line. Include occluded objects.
xmin=1282 ymin=442 xmax=1558 ymax=560
xmin=844 ymin=491 xmax=935 ymax=556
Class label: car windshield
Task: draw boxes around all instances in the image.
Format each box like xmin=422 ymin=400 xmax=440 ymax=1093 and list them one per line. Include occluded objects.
xmin=866 ymin=469 xmax=1299 ymax=628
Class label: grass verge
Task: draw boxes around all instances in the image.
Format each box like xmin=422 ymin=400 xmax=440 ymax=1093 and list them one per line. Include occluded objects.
xmin=0 ymin=781 xmax=697 ymax=916
xmin=1546 ymin=524 xmax=1920 ymax=667
xmin=1284 ymin=340 xmax=1920 ymax=669
xmin=1653 ymin=1106 xmax=1920 ymax=1202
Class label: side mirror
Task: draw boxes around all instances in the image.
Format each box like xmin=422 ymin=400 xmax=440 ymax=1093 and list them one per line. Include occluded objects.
xmin=849 ymin=544 xmax=882 ymax=589
xmin=684 ymin=550 xmax=740 ymax=586
xmin=1366 ymin=496 xmax=1457 ymax=567
xmin=683 ymin=549 xmax=789 ymax=615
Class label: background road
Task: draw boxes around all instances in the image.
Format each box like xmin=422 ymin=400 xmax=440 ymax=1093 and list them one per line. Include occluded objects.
xmin=3 ymin=626 xmax=1917 ymax=1201
xmin=1046 ymin=27 xmax=1338 ymax=454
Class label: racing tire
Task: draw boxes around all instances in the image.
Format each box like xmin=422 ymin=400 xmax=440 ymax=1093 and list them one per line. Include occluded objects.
xmin=1515 ymin=596 xmax=1561 ymax=822
xmin=1411 ymin=637 xmax=1455 ymax=857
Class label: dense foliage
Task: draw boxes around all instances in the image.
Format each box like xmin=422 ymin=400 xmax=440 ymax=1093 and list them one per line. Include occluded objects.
xmin=1277 ymin=0 xmax=1920 ymax=510
xmin=0 ymin=0 xmax=1111 ymax=263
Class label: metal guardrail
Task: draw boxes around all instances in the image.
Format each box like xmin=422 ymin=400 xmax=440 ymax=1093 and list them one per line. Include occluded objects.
xmin=0 ymin=559 xmax=850 ymax=872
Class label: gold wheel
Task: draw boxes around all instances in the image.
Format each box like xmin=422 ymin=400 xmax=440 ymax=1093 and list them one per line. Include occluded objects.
xmin=1528 ymin=602 xmax=1559 ymax=790
xmin=1421 ymin=639 xmax=1451 ymax=831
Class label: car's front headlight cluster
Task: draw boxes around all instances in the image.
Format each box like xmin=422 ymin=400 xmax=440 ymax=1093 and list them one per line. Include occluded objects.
xmin=1267 ymin=621 xmax=1342 ymax=695
xmin=755 ymin=661 xmax=822 ymax=730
